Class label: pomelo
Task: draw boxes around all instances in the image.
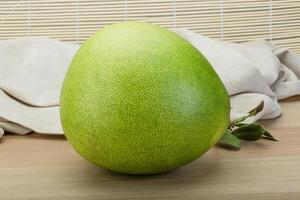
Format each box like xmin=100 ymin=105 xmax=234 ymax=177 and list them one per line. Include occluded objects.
xmin=60 ymin=21 xmax=230 ymax=175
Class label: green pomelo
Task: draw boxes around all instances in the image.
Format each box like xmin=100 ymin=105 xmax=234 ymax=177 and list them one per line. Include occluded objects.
xmin=60 ymin=22 xmax=230 ymax=175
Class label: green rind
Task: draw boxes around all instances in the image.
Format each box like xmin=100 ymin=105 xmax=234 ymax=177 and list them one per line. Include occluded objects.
xmin=60 ymin=21 xmax=230 ymax=175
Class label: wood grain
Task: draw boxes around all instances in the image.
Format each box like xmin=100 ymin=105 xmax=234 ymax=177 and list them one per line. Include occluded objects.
xmin=0 ymin=97 xmax=300 ymax=200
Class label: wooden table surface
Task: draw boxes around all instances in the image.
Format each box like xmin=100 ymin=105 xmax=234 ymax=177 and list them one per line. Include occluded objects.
xmin=1 ymin=97 xmax=300 ymax=200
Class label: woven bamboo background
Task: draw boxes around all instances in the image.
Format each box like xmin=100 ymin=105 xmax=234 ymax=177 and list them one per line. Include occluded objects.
xmin=0 ymin=0 xmax=299 ymax=53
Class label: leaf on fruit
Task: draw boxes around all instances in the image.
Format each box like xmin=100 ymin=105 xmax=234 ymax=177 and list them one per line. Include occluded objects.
xmin=262 ymin=130 xmax=278 ymax=141
xmin=218 ymin=129 xmax=240 ymax=150
xmin=248 ymin=101 xmax=264 ymax=115
xmin=231 ymin=123 xmax=264 ymax=141
xmin=252 ymin=124 xmax=278 ymax=141
xmin=234 ymin=123 xmax=247 ymax=127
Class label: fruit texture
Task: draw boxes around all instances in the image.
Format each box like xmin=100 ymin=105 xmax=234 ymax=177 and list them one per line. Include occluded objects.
xmin=60 ymin=22 xmax=230 ymax=175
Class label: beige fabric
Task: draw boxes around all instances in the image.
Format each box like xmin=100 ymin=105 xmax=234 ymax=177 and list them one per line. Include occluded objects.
xmin=0 ymin=37 xmax=78 ymax=135
xmin=0 ymin=28 xmax=300 ymax=137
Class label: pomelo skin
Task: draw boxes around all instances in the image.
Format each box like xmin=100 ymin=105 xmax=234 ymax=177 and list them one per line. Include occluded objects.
xmin=60 ymin=22 xmax=230 ymax=175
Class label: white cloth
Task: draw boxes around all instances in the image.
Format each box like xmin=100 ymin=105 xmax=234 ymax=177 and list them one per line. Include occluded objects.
xmin=0 ymin=37 xmax=78 ymax=135
xmin=0 ymin=29 xmax=300 ymax=137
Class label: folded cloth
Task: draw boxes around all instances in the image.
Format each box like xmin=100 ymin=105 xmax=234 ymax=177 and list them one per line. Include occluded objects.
xmin=0 ymin=37 xmax=78 ymax=135
xmin=0 ymin=29 xmax=300 ymax=137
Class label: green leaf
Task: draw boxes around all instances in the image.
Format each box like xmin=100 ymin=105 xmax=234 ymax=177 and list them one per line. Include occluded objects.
xmin=231 ymin=123 xmax=264 ymax=141
xmin=234 ymin=123 xmax=247 ymax=127
xmin=262 ymin=130 xmax=278 ymax=141
xmin=248 ymin=101 xmax=264 ymax=116
xmin=231 ymin=115 xmax=249 ymax=124
xmin=218 ymin=129 xmax=240 ymax=150
xmin=230 ymin=101 xmax=265 ymax=125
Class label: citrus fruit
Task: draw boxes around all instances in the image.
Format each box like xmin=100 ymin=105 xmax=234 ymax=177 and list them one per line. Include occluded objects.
xmin=60 ymin=22 xmax=230 ymax=175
